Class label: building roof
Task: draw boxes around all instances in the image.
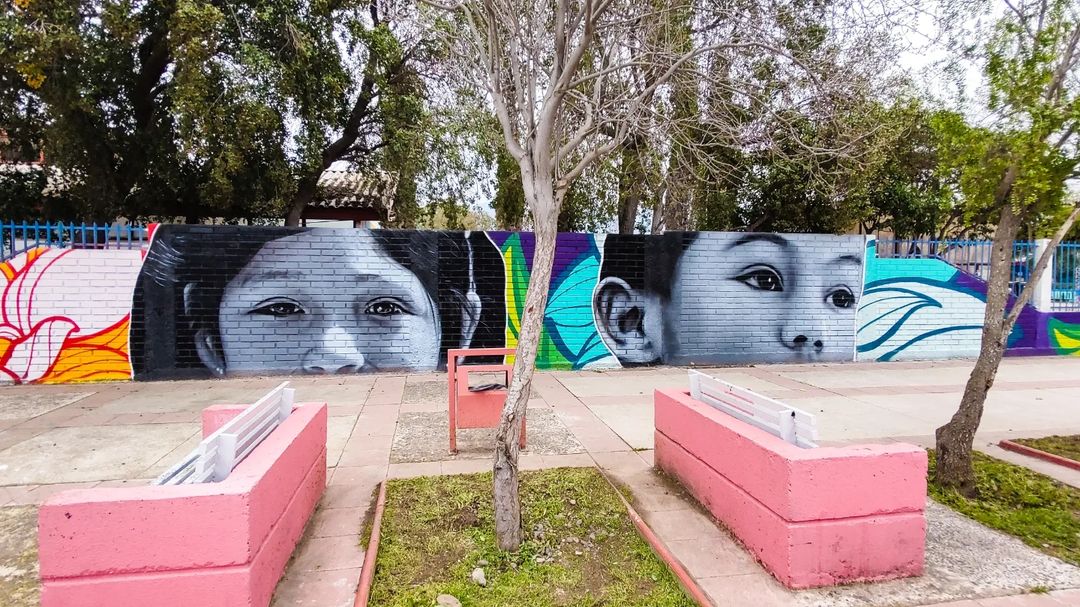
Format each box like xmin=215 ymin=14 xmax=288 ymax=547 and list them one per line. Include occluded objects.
xmin=313 ymin=169 xmax=398 ymax=221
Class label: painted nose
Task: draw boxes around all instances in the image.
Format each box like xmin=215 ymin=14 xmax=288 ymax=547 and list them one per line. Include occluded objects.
xmin=302 ymin=326 xmax=365 ymax=374
xmin=792 ymin=334 xmax=824 ymax=350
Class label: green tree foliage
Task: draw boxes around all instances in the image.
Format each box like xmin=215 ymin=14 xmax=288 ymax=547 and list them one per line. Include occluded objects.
xmin=932 ymin=0 xmax=1080 ymax=494
xmin=493 ymin=148 xmax=526 ymax=229
xmin=0 ymin=0 xmax=434 ymax=224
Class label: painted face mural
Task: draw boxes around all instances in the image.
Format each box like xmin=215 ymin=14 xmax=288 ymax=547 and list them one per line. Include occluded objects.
xmin=131 ymin=226 xmax=505 ymax=378
xmin=594 ymin=232 xmax=864 ymax=365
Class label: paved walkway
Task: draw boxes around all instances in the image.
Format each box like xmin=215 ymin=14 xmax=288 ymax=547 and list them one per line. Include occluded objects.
xmin=3 ymin=357 xmax=1080 ymax=606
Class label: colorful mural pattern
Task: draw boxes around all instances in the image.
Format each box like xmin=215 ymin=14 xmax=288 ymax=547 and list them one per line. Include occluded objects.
xmin=491 ymin=232 xmax=614 ymax=370
xmin=0 ymin=248 xmax=138 ymax=383
xmin=4 ymin=229 xmax=1080 ymax=384
xmin=856 ymin=240 xmax=1080 ymax=360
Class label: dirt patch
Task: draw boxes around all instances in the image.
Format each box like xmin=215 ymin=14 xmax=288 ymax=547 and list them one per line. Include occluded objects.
xmin=401 ymin=380 xmax=539 ymax=406
xmin=390 ymin=409 xmax=586 ymax=463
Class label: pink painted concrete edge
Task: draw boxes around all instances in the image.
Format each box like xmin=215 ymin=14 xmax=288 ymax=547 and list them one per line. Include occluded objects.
xmin=655 ymin=389 xmax=927 ymax=521
xmin=656 ymin=431 xmax=925 ymax=588
xmin=38 ymin=402 xmax=328 ymax=607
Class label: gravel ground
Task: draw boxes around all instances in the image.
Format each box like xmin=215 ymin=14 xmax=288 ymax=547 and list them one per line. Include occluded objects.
xmin=795 ymin=500 xmax=1080 ymax=606
xmin=0 ymin=506 xmax=39 ymax=607
xmin=390 ymin=408 xmax=586 ymax=463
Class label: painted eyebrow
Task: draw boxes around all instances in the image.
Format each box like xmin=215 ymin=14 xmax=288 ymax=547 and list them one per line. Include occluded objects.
xmin=833 ymin=255 xmax=862 ymax=265
xmin=728 ymin=233 xmax=790 ymax=249
xmin=238 ymin=270 xmax=397 ymax=288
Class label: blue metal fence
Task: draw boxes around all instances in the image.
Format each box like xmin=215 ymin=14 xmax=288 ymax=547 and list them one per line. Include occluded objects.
xmin=1053 ymin=242 xmax=1080 ymax=311
xmin=875 ymin=238 xmax=1037 ymax=297
xmin=0 ymin=220 xmax=149 ymax=261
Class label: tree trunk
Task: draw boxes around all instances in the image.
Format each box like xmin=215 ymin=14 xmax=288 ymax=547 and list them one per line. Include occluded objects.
xmin=617 ymin=144 xmax=644 ymax=234
xmin=934 ymin=201 xmax=1019 ymax=495
xmin=493 ymin=191 xmax=559 ymax=551
xmin=286 ymin=176 xmax=319 ymax=227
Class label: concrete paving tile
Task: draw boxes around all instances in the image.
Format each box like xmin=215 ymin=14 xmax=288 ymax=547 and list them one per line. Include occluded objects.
xmin=976 ymin=594 xmax=1066 ymax=606
xmin=12 ymin=481 xmax=99 ymax=505
xmin=272 ymin=567 xmax=360 ymax=607
xmin=641 ymin=507 xmax=725 ymax=543
xmin=138 ymin=432 xmax=202 ymax=478
xmin=149 ymin=411 xmax=200 ymax=424
xmin=586 ymin=403 xmax=654 ymax=450
xmin=0 ymin=423 xmax=199 ymax=484
xmin=696 ymin=572 xmax=794 ymax=607
xmin=0 ymin=391 xmax=92 ymax=421
xmin=310 ymin=507 xmax=366 ymax=538
xmin=567 ymin=426 xmax=632 ymax=452
xmin=666 ymin=537 xmax=760 ymax=578
xmin=0 ymin=427 xmax=45 ymax=451
xmin=441 ymin=458 xmax=492 ymax=476
xmin=366 ymin=376 xmax=406 ymax=405
xmin=66 ymin=411 xmax=119 ymax=426
xmin=336 ymin=447 xmax=390 ymax=468
xmin=540 ymin=453 xmax=595 ymax=468
xmin=289 ymin=534 xmax=365 ymax=572
xmin=590 ymin=450 xmax=650 ymax=474
xmin=637 ymin=449 xmax=655 ymax=466
xmin=519 ymin=454 xmax=546 ymax=470
xmin=322 ymin=481 xmax=380 ymax=511
xmin=387 ymin=461 xmax=442 ymax=479
xmin=327 ymin=404 xmax=363 ymax=417
xmin=328 ymin=465 xmax=386 ymax=487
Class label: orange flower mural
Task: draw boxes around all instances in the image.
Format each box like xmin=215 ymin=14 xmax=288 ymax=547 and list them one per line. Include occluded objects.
xmin=0 ymin=248 xmax=140 ymax=384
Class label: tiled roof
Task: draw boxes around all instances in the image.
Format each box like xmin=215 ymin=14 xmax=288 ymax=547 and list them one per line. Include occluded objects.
xmin=314 ymin=169 xmax=398 ymax=219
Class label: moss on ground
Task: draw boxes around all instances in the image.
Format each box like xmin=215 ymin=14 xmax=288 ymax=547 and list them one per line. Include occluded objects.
xmin=368 ymin=467 xmax=694 ymax=606
xmin=0 ymin=506 xmax=40 ymax=607
xmin=929 ymin=450 xmax=1080 ymax=566
xmin=1015 ymin=435 xmax=1080 ymax=463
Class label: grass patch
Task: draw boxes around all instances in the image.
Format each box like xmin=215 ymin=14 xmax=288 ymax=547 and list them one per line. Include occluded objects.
xmin=368 ymin=467 xmax=694 ymax=606
xmin=928 ymin=449 xmax=1080 ymax=565
xmin=1015 ymin=435 xmax=1080 ymax=463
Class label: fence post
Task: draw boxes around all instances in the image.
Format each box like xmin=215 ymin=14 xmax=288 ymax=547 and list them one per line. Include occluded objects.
xmin=1033 ymin=238 xmax=1053 ymax=311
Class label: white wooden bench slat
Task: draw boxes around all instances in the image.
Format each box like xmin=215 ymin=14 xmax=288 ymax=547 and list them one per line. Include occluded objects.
xmin=688 ymin=371 xmax=818 ymax=448
xmin=152 ymin=382 xmax=294 ymax=486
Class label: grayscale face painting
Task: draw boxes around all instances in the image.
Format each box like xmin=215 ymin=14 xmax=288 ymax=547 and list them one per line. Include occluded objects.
xmin=594 ymin=232 xmax=864 ymax=365
xmin=667 ymin=233 xmax=863 ymax=363
xmin=211 ymin=231 xmax=441 ymax=374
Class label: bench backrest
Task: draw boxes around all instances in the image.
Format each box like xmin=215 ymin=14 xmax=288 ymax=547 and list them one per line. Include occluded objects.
xmin=153 ymin=382 xmax=295 ymax=485
xmin=688 ymin=371 xmax=817 ymax=448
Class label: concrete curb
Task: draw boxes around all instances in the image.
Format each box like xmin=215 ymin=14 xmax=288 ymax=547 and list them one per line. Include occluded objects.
xmin=596 ymin=468 xmax=714 ymax=607
xmin=999 ymin=439 xmax=1080 ymax=472
xmin=353 ymin=481 xmax=388 ymax=607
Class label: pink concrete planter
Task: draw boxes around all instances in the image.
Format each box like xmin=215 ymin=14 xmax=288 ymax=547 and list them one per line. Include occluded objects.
xmin=38 ymin=402 xmax=328 ymax=607
xmin=654 ymin=389 xmax=926 ymax=589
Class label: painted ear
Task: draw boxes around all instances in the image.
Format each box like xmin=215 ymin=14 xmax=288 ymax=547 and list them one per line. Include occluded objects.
xmin=184 ymin=283 xmax=226 ymax=376
xmin=193 ymin=328 xmax=226 ymax=377
xmin=593 ymin=276 xmax=661 ymax=364
xmin=460 ymin=290 xmax=482 ymax=349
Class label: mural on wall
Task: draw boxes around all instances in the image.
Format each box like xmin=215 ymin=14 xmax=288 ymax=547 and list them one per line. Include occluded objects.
xmin=491 ymin=232 xmax=614 ymax=370
xmin=856 ymin=241 xmax=988 ymax=361
xmin=131 ymin=226 xmax=506 ymax=379
xmin=0 ymin=248 xmax=140 ymax=384
xmin=596 ymin=232 xmax=865 ymax=365
xmin=130 ymin=226 xmax=870 ymax=378
xmin=856 ymin=240 xmax=1080 ymax=360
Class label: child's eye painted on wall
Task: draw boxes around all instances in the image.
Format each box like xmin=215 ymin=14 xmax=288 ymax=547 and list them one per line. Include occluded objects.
xmin=213 ymin=231 xmax=441 ymax=375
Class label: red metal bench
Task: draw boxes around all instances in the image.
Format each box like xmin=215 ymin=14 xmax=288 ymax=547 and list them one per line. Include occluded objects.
xmin=447 ymin=347 xmax=524 ymax=453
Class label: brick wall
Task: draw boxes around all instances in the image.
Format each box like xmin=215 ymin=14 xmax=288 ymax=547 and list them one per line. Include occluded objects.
xmin=19 ymin=225 xmax=1079 ymax=384
xmin=0 ymin=248 xmax=142 ymax=383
